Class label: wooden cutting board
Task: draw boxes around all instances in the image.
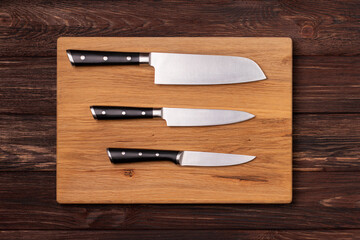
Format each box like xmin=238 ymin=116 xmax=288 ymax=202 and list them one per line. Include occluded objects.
xmin=57 ymin=37 xmax=292 ymax=203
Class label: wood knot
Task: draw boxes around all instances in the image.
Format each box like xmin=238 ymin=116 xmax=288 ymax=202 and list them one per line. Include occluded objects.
xmin=123 ymin=169 xmax=134 ymax=177
xmin=282 ymin=55 xmax=292 ymax=65
xmin=0 ymin=12 xmax=12 ymax=27
xmin=301 ymin=24 xmax=315 ymax=38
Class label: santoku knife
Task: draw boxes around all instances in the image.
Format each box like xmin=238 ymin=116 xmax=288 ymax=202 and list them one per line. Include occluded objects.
xmin=66 ymin=50 xmax=266 ymax=85
xmin=107 ymin=148 xmax=255 ymax=167
xmin=90 ymin=106 xmax=255 ymax=126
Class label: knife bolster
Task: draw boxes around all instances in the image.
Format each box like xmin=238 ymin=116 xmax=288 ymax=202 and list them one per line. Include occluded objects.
xmin=152 ymin=108 xmax=162 ymax=118
xmin=139 ymin=53 xmax=150 ymax=64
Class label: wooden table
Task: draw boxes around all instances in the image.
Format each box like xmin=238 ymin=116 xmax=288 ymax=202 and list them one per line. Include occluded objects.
xmin=1 ymin=1 xmax=359 ymax=239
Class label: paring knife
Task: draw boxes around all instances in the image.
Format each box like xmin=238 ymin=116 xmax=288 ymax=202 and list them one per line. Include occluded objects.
xmin=66 ymin=50 xmax=266 ymax=85
xmin=90 ymin=106 xmax=255 ymax=126
xmin=107 ymin=148 xmax=255 ymax=167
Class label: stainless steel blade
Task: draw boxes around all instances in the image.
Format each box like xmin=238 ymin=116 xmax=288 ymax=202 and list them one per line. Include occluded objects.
xmin=179 ymin=151 xmax=255 ymax=167
xmin=161 ymin=108 xmax=254 ymax=126
xmin=150 ymin=52 xmax=266 ymax=85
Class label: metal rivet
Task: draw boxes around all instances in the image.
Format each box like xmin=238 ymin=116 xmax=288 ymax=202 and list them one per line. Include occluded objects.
xmin=155 ymin=153 xmax=159 ymax=157
xmin=103 ymin=56 xmax=108 ymax=61
xmin=121 ymin=151 xmax=125 ymax=155
xmin=126 ymin=56 xmax=131 ymax=61
xmin=141 ymin=111 xmax=146 ymax=115
xmin=80 ymin=55 xmax=85 ymax=60
xmin=122 ymin=111 xmax=126 ymax=115
xmin=138 ymin=152 xmax=142 ymax=156
xmin=101 ymin=111 xmax=106 ymax=115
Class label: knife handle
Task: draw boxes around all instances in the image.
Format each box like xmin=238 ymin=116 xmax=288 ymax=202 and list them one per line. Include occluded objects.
xmin=66 ymin=50 xmax=148 ymax=66
xmin=107 ymin=148 xmax=181 ymax=164
xmin=90 ymin=106 xmax=156 ymax=120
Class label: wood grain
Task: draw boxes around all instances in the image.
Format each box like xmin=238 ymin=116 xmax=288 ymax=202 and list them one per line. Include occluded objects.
xmin=0 ymin=230 xmax=359 ymax=240
xmin=0 ymin=57 xmax=56 ymax=115
xmin=0 ymin=115 xmax=55 ymax=171
xmin=1 ymin=171 xmax=359 ymax=229
xmin=294 ymin=56 xmax=360 ymax=86
xmin=1 ymin=114 xmax=359 ymax=172
xmin=56 ymin=37 xmax=292 ymax=203
xmin=0 ymin=0 xmax=359 ymax=57
xmin=293 ymin=114 xmax=360 ymax=171
xmin=1 ymin=56 xmax=358 ymax=116
xmin=0 ymin=0 xmax=359 ymax=236
xmin=294 ymin=86 xmax=360 ymax=113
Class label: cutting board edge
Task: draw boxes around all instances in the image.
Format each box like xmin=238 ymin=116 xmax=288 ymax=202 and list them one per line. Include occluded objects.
xmin=56 ymin=37 xmax=293 ymax=204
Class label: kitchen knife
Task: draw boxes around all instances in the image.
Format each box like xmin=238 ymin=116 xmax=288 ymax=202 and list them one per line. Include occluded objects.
xmin=107 ymin=148 xmax=255 ymax=167
xmin=66 ymin=50 xmax=266 ymax=85
xmin=90 ymin=106 xmax=255 ymax=126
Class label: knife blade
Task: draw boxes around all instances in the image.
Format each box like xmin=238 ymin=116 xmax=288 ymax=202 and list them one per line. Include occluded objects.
xmin=107 ymin=148 xmax=255 ymax=167
xmin=90 ymin=106 xmax=255 ymax=126
xmin=66 ymin=50 xmax=266 ymax=85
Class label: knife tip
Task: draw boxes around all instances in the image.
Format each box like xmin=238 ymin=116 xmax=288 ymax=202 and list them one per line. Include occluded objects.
xmin=248 ymin=113 xmax=256 ymax=119
xmin=259 ymin=71 xmax=267 ymax=80
xmin=253 ymin=70 xmax=267 ymax=82
xmin=246 ymin=156 xmax=256 ymax=163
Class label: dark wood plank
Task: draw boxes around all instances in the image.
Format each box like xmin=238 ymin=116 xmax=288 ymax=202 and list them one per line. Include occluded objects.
xmin=1 ymin=56 xmax=359 ymax=116
xmin=294 ymin=114 xmax=360 ymax=171
xmin=0 ymin=230 xmax=359 ymax=240
xmin=294 ymin=56 xmax=360 ymax=86
xmin=1 ymin=114 xmax=359 ymax=171
xmin=0 ymin=115 xmax=55 ymax=171
xmin=0 ymin=171 xmax=359 ymax=229
xmin=293 ymin=56 xmax=360 ymax=112
xmin=0 ymin=0 xmax=359 ymax=57
xmin=0 ymin=57 xmax=56 ymax=116
xmin=294 ymin=86 xmax=360 ymax=113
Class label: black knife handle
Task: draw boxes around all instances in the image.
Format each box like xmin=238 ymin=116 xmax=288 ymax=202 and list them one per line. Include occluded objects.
xmin=66 ymin=50 xmax=141 ymax=66
xmin=107 ymin=148 xmax=181 ymax=164
xmin=91 ymin=106 xmax=155 ymax=120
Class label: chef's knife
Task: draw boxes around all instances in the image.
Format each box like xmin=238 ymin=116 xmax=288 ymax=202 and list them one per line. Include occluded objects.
xmin=66 ymin=50 xmax=266 ymax=85
xmin=107 ymin=148 xmax=255 ymax=167
xmin=90 ymin=106 xmax=255 ymax=126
